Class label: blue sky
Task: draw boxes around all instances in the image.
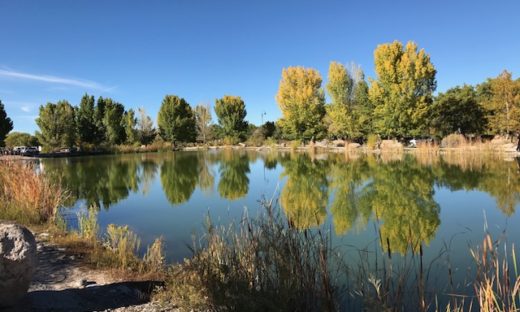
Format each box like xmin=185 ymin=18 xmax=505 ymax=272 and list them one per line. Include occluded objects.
xmin=1 ymin=0 xmax=519 ymax=134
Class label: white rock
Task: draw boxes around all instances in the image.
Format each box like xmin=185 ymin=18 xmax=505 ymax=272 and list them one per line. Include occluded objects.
xmin=0 ymin=223 xmax=37 ymax=307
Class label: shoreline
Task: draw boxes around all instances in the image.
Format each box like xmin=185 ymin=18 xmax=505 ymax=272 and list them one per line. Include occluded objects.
xmin=2 ymin=143 xmax=519 ymax=161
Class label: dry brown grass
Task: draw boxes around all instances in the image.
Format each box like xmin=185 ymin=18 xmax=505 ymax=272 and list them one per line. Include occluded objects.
xmin=0 ymin=160 xmax=66 ymax=224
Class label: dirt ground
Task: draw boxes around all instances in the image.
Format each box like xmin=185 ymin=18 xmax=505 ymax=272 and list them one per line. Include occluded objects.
xmin=6 ymin=234 xmax=174 ymax=312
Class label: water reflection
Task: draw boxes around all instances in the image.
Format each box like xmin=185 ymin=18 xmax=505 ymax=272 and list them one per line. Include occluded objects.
xmin=161 ymin=153 xmax=200 ymax=205
xmin=41 ymin=151 xmax=520 ymax=255
xmin=279 ymin=153 xmax=329 ymax=229
xmin=217 ymin=150 xmax=250 ymax=200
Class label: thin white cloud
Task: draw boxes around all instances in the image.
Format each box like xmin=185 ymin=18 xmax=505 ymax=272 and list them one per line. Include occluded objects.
xmin=0 ymin=68 xmax=115 ymax=92
xmin=20 ymin=105 xmax=31 ymax=112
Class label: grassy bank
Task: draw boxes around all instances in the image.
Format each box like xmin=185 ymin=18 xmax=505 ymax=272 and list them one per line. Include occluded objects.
xmin=0 ymin=160 xmax=165 ymax=280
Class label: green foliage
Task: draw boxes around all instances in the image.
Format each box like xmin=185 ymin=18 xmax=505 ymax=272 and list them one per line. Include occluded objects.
xmin=103 ymin=99 xmax=126 ymax=145
xmin=481 ymin=70 xmax=520 ymax=135
xmin=4 ymin=132 xmax=38 ymax=148
xmin=261 ymin=121 xmax=276 ymax=138
xmin=369 ymin=41 xmax=437 ymax=138
xmin=160 ymin=153 xmax=200 ymax=205
xmin=430 ymin=85 xmax=485 ymax=137
xmin=352 ymin=75 xmax=373 ymax=137
xmin=0 ymin=100 xmax=13 ymax=147
xmin=123 ymin=109 xmax=138 ymax=145
xmin=76 ymin=94 xmax=97 ymax=145
xmin=36 ymin=100 xmax=76 ymax=151
xmin=279 ymin=154 xmax=328 ymax=229
xmin=158 ymin=95 xmax=196 ymax=144
xmin=78 ymin=206 xmax=99 ymax=241
xmin=214 ymin=95 xmax=248 ymax=139
xmin=326 ymin=61 xmax=354 ymax=107
xmin=217 ymin=151 xmax=250 ymax=200
xmin=325 ymin=62 xmax=358 ymax=139
xmin=276 ymin=66 xmax=326 ymax=140
xmin=366 ymin=134 xmax=379 ymax=150
xmin=105 ymin=224 xmax=141 ymax=269
xmin=325 ymin=103 xmax=355 ymax=139
xmin=94 ymin=97 xmax=107 ymax=145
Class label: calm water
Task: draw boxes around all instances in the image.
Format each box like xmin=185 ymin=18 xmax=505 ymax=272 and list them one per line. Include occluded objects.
xmin=40 ymin=150 xmax=520 ymax=291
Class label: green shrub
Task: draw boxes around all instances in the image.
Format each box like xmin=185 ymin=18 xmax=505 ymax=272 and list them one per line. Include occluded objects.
xmin=105 ymin=224 xmax=141 ymax=269
xmin=77 ymin=206 xmax=99 ymax=241
xmin=366 ymin=134 xmax=379 ymax=150
xmin=290 ymin=139 xmax=301 ymax=150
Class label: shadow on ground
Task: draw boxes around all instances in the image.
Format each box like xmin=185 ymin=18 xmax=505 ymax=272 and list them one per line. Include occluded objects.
xmin=7 ymin=281 xmax=164 ymax=312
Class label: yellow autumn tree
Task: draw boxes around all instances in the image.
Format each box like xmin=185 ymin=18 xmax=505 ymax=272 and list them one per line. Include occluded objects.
xmin=275 ymin=66 xmax=326 ymax=140
xmin=369 ymin=41 xmax=436 ymax=138
xmin=325 ymin=61 xmax=358 ymax=139
xmin=482 ymin=70 xmax=520 ymax=136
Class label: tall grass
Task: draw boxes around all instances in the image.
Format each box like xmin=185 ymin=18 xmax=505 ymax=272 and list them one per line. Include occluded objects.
xmin=159 ymin=200 xmax=339 ymax=311
xmin=77 ymin=206 xmax=99 ymax=241
xmin=0 ymin=160 xmax=65 ymax=224
xmin=468 ymin=234 xmax=520 ymax=311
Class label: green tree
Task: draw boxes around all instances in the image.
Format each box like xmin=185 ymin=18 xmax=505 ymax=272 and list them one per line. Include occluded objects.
xmin=369 ymin=41 xmax=437 ymax=138
xmin=275 ymin=66 xmax=326 ymax=140
xmin=430 ymin=85 xmax=486 ymax=137
xmin=94 ymin=97 xmax=107 ymax=145
xmin=4 ymin=132 xmax=38 ymax=148
xmin=76 ymin=94 xmax=96 ymax=145
xmin=103 ymin=99 xmax=126 ymax=145
xmin=124 ymin=109 xmax=138 ymax=145
xmin=214 ymin=96 xmax=248 ymax=140
xmin=194 ymin=103 xmax=212 ymax=143
xmin=157 ymin=95 xmax=196 ymax=144
xmin=325 ymin=61 xmax=357 ymax=139
xmin=36 ymin=101 xmax=76 ymax=151
xmin=0 ymin=100 xmax=13 ymax=147
xmin=481 ymin=70 xmax=520 ymax=136
xmin=137 ymin=108 xmax=155 ymax=145
xmin=352 ymin=71 xmax=373 ymax=137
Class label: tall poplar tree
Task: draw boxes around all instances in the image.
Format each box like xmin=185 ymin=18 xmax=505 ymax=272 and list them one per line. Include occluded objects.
xmin=482 ymin=70 xmax=520 ymax=136
xmin=325 ymin=61 xmax=357 ymax=139
xmin=103 ymin=98 xmax=126 ymax=145
xmin=76 ymin=94 xmax=96 ymax=145
xmin=124 ymin=109 xmax=138 ymax=145
xmin=275 ymin=66 xmax=325 ymax=140
xmin=369 ymin=41 xmax=436 ymax=138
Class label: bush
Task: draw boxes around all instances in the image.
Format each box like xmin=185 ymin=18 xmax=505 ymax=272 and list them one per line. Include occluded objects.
xmin=78 ymin=206 xmax=99 ymax=241
xmin=105 ymin=224 xmax=141 ymax=270
xmin=223 ymin=136 xmax=240 ymax=146
xmin=441 ymin=133 xmax=468 ymax=148
xmin=366 ymin=134 xmax=379 ymax=150
xmin=290 ymin=139 xmax=301 ymax=150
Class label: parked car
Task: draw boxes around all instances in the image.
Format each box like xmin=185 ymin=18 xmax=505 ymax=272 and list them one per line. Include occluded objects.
xmin=21 ymin=147 xmax=39 ymax=156
xmin=13 ymin=146 xmax=27 ymax=155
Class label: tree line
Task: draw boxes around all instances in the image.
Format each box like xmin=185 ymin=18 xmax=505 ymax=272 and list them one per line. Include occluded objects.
xmin=0 ymin=39 xmax=519 ymax=150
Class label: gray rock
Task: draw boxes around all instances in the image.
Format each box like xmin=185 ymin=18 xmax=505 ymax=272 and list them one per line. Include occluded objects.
xmin=0 ymin=223 xmax=37 ymax=307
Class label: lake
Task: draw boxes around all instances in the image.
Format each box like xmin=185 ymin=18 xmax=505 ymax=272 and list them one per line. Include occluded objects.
xmin=39 ymin=150 xmax=520 ymax=296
